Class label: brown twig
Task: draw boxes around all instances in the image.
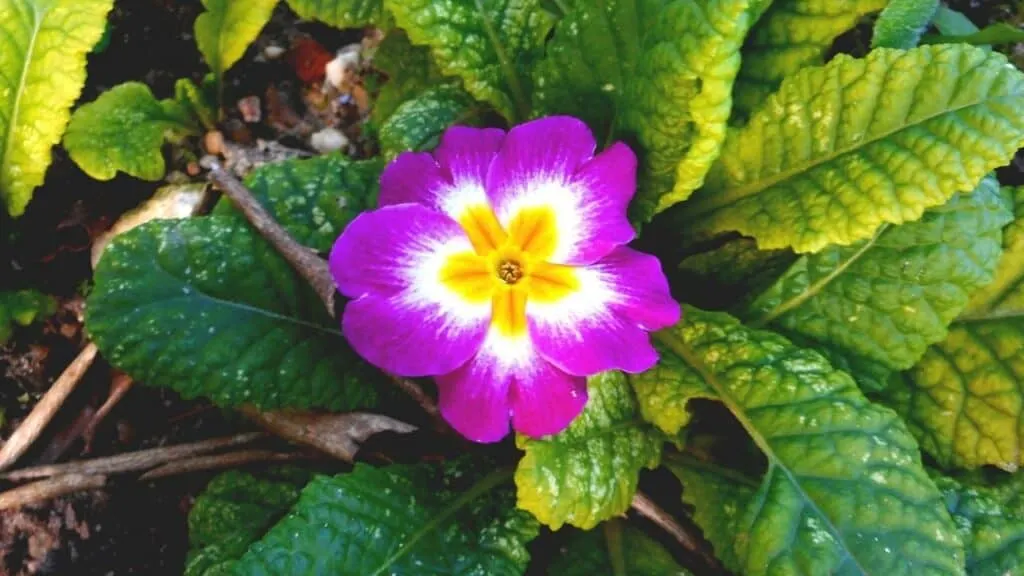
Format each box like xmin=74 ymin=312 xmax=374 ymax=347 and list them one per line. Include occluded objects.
xmin=0 ymin=343 xmax=99 ymax=471
xmin=206 ymin=160 xmax=337 ymax=311
xmin=630 ymin=491 xmax=720 ymax=569
xmin=0 ymin=474 xmax=107 ymax=510
xmin=240 ymin=407 xmax=417 ymax=461
xmin=205 ymin=163 xmax=447 ymax=429
xmin=1 ymin=432 xmax=264 ymax=481
xmin=83 ymin=371 xmax=135 ymax=452
xmin=138 ymin=449 xmax=310 ymax=480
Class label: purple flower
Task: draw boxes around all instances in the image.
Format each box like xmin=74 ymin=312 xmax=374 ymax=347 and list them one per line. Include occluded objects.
xmin=329 ymin=116 xmax=679 ymax=442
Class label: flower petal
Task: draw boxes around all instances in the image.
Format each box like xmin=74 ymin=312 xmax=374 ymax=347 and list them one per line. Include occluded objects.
xmin=436 ymin=329 xmax=587 ymax=442
xmin=378 ymin=127 xmax=505 ymax=221
xmin=527 ymin=246 xmax=680 ymax=376
xmin=486 ymin=116 xmax=637 ymax=264
xmin=329 ymin=204 xmax=491 ymax=376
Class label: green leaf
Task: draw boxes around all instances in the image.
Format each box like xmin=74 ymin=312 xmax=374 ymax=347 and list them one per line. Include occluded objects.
xmin=383 ymin=0 xmax=554 ymax=121
xmin=533 ymin=0 xmax=768 ymax=223
xmin=547 ymin=520 xmax=694 ymax=576
xmin=285 ymin=0 xmax=387 ymax=28
xmin=64 ymin=82 xmax=199 ymax=181
xmin=642 ymin=306 xmax=964 ymax=575
xmin=235 ymin=462 xmax=539 ymax=575
xmin=185 ymin=469 xmax=309 ymax=576
xmin=935 ymin=475 xmax=1024 ymax=576
xmin=85 ymin=216 xmax=379 ymax=411
xmin=212 ymin=153 xmax=384 ymax=253
xmin=667 ymin=457 xmax=759 ymax=572
xmin=871 ymin=0 xmax=940 ymax=49
xmin=378 ymin=85 xmax=479 ymax=161
xmin=175 ymin=76 xmax=218 ymax=130
xmin=370 ymin=31 xmax=447 ymax=127
xmin=879 ymin=186 xmax=1024 ymax=470
xmin=673 ymin=236 xmax=796 ymax=311
xmin=0 ymin=290 xmax=55 ymax=344
xmin=675 ymin=44 xmax=1024 ymax=253
xmin=733 ymin=0 xmax=886 ymax=119
xmin=514 ymin=371 xmax=664 ymax=530
xmin=194 ymin=0 xmax=277 ymax=85
xmin=922 ymin=24 xmax=1024 ymax=48
xmin=742 ymin=176 xmax=1012 ymax=372
xmin=930 ymin=6 xmax=979 ymax=37
xmin=0 ymin=0 xmax=115 ymax=216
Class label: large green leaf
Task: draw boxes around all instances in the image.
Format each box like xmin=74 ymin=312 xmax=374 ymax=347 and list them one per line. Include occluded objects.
xmin=673 ymin=237 xmax=796 ymax=312
xmin=733 ymin=0 xmax=887 ymax=119
xmin=64 ymin=82 xmax=198 ymax=181
xmin=935 ymin=475 xmax=1024 ymax=576
xmin=514 ymin=371 xmax=663 ymax=530
xmin=547 ymin=521 xmax=694 ymax=576
xmin=675 ymin=44 xmax=1024 ymax=253
xmin=742 ymin=176 xmax=1012 ymax=372
xmin=0 ymin=0 xmax=114 ymax=216
xmin=235 ymin=462 xmax=538 ymax=575
xmin=383 ymin=0 xmax=553 ymax=121
xmin=370 ymin=31 xmax=447 ymax=127
xmin=212 ymin=153 xmax=384 ymax=253
xmin=0 ymin=289 xmax=55 ymax=344
xmin=185 ymin=469 xmax=309 ymax=576
xmin=378 ymin=85 xmax=480 ymax=161
xmin=880 ymin=187 xmax=1024 ymax=470
xmin=85 ymin=217 xmax=380 ymax=410
xmin=641 ymin=306 xmax=964 ymax=575
xmin=534 ymin=0 xmax=768 ymax=223
xmin=871 ymin=0 xmax=940 ymax=49
xmin=285 ymin=0 xmax=387 ymax=28
xmin=194 ymin=0 xmax=277 ymax=86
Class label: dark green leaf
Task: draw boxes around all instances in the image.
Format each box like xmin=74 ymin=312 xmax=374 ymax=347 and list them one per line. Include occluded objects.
xmin=0 ymin=290 xmax=55 ymax=344
xmin=285 ymin=0 xmax=388 ymax=28
xmin=378 ymin=85 xmax=480 ymax=160
xmin=935 ymin=475 xmax=1024 ymax=576
xmin=922 ymin=23 xmax=1024 ymax=47
xmin=871 ymin=0 xmax=940 ymax=49
xmin=370 ymin=31 xmax=447 ymax=127
xmin=547 ymin=521 xmax=693 ymax=576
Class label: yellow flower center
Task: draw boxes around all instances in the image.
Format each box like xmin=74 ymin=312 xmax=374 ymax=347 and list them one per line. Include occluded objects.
xmin=438 ymin=203 xmax=579 ymax=336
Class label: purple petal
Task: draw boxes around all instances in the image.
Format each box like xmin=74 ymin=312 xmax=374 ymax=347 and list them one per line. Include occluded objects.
xmin=510 ymin=358 xmax=588 ymax=439
xmin=528 ymin=246 xmax=680 ymax=376
xmin=329 ymin=204 xmax=491 ymax=376
xmin=486 ymin=116 xmax=636 ymax=264
xmin=379 ymin=126 xmax=505 ymax=220
xmin=435 ymin=343 xmax=513 ymax=443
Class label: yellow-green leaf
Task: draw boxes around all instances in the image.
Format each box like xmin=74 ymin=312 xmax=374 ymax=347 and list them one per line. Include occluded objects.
xmin=64 ymin=82 xmax=198 ymax=181
xmin=674 ymin=44 xmax=1024 ymax=253
xmin=194 ymin=0 xmax=277 ymax=85
xmin=285 ymin=0 xmax=388 ymax=28
xmin=0 ymin=0 xmax=115 ymax=216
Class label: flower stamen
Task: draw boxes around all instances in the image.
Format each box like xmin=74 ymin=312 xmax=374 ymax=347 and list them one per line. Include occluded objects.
xmin=497 ymin=259 xmax=524 ymax=284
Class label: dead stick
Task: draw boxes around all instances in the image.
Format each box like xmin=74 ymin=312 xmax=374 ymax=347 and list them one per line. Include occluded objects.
xmin=138 ymin=449 xmax=310 ymax=480
xmin=0 ymin=343 xmax=99 ymax=471
xmin=1 ymin=432 xmax=264 ymax=481
xmin=630 ymin=491 xmax=720 ymax=569
xmin=0 ymin=474 xmax=106 ymax=510
xmin=205 ymin=163 xmax=445 ymax=428
xmin=206 ymin=160 xmax=336 ymax=311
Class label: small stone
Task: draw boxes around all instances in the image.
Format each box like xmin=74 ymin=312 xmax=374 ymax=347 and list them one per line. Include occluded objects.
xmin=263 ymin=44 xmax=286 ymax=59
xmin=237 ymin=95 xmax=262 ymax=123
xmin=309 ymin=127 xmax=349 ymax=153
xmin=203 ymin=130 xmax=224 ymax=155
xmin=186 ymin=161 xmax=200 ymax=177
xmin=324 ymin=45 xmax=361 ymax=91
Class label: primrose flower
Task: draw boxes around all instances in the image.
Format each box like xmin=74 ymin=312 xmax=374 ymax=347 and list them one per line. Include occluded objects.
xmin=329 ymin=116 xmax=679 ymax=442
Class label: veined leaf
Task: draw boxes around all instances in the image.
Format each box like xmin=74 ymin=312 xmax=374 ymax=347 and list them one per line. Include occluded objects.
xmin=0 ymin=289 xmax=54 ymax=344
xmin=370 ymin=31 xmax=447 ymax=127
xmin=285 ymin=0 xmax=387 ymax=28
xmin=534 ymin=0 xmax=768 ymax=223
xmin=871 ymin=0 xmax=939 ymax=49
xmin=881 ymin=187 xmax=1024 ymax=470
xmin=236 ymin=462 xmax=539 ymax=575
xmin=185 ymin=469 xmax=309 ymax=576
xmin=383 ymin=0 xmax=554 ymax=121
xmin=733 ymin=0 xmax=886 ymax=119
xmin=642 ymin=306 xmax=964 ymax=575
xmin=194 ymin=0 xmax=277 ymax=86
xmin=547 ymin=520 xmax=694 ymax=576
xmin=175 ymin=76 xmax=217 ymax=130
xmin=378 ymin=85 xmax=480 ymax=161
xmin=64 ymin=82 xmax=199 ymax=181
xmin=676 ymin=44 xmax=1024 ymax=253
xmin=212 ymin=153 xmax=384 ymax=253
xmin=935 ymin=475 xmax=1024 ymax=576
xmin=742 ymin=176 xmax=1012 ymax=372
xmin=0 ymin=0 xmax=114 ymax=216
xmin=514 ymin=371 xmax=663 ymax=530
xmin=673 ymin=236 xmax=796 ymax=311
xmin=85 ymin=217 xmax=380 ymax=410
